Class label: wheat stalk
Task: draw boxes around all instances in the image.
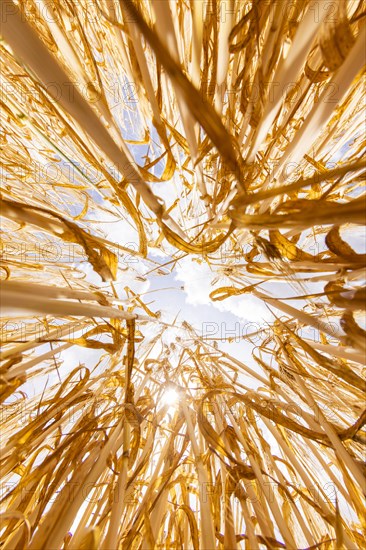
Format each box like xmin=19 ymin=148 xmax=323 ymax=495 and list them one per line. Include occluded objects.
xmin=1 ymin=0 xmax=365 ymax=548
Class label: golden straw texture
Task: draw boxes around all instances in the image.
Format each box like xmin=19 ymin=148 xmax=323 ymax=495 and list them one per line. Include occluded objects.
xmin=0 ymin=0 xmax=365 ymax=548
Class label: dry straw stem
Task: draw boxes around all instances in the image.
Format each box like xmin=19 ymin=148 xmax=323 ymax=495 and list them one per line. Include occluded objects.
xmin=1 ymin=0 xmax=366 ymax=548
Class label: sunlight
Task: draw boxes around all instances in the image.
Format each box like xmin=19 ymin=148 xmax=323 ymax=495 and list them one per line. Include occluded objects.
xmin=161 ymin=388 xmax=179 ymax=408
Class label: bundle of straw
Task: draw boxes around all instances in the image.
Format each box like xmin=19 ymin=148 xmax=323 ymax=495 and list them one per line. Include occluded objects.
xmin=0 ymin=0 xmax=365 ymax=548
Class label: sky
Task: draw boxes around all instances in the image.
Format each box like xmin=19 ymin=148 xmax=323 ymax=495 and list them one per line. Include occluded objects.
xmin=7 ymin=201 xmax=365 ymax=402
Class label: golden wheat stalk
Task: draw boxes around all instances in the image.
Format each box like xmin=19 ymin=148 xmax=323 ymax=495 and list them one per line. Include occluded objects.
xmin=0 ymin=0 xmax=365 ymax=548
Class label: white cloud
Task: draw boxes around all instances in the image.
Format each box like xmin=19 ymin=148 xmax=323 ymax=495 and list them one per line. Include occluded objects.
xmin=174 ymin=256 xmax=271 ymax=323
